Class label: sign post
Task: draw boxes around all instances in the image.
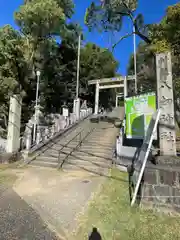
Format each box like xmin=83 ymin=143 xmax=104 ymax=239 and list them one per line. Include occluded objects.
xmin=131 ymin=109 xmax=161 ymax=206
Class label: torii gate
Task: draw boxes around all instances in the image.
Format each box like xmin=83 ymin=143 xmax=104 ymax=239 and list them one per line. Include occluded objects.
xmin=88 ymin=75 xmax=135 ymax=114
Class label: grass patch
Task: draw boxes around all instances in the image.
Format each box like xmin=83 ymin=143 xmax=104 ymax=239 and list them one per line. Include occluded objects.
xmin=0 ymin=173 xmax=17 ymax=185
xmin=74 ymin=168 xmax=180 ymax=240
xmin=0 ymin=164 xmax=17 ymax=185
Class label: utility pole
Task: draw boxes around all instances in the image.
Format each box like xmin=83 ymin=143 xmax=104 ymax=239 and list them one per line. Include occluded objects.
xmin=76 ymin=34 xmax=81 ymax=99
xmin=127 ymin=0 xmax=137 ymax=94
xmin=33 ymin=70 xmax=41 ymax=142
xmin=133 ymin=25 xmax=137 ymax=94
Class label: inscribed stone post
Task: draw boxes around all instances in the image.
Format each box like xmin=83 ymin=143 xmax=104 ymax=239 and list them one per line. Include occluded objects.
xmin=156 ymin=52 xmax=176 ymax=156
xmin=6 ymin=95 xmax=22 ymax=153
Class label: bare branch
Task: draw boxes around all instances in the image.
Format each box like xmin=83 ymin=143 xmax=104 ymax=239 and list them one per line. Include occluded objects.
xmin=121 ymin=1 xmax=151 ymax=44
xmin=112 ymin=32 xmax=134 ymax=52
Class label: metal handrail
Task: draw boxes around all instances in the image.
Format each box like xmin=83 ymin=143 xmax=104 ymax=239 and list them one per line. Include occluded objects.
xmin=57 ymin=130 xmax=83 ymax=165
xmin=57 ymin=127 xmax=94 ymax=169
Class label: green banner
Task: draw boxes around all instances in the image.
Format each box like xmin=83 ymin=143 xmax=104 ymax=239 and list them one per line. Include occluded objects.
xmin=125 ymin=92 xmax=156 ymax=139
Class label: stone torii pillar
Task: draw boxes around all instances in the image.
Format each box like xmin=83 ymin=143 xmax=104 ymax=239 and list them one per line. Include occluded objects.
xmin=115 ymin=93 xmax=124 ymax=107
xmin=94 ymin=81 xmax=100 ymax=114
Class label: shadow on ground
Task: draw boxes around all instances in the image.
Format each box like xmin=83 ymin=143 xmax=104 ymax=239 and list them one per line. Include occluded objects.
xmin=88 ymin=227 xmax=102 ymax=240
xmin=37 ymin=142 xmax=128 ymax=183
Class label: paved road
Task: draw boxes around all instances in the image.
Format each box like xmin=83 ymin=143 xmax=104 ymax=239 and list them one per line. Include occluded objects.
xmin=0 ymin=185 xmax=59 ymax=240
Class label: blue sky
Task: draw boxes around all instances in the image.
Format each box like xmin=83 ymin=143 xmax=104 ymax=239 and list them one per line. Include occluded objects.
xmin=0 ymin=0 xmax=179 ymax=75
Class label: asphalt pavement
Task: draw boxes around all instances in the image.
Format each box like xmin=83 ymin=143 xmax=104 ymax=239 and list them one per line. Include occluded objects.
xmin=0 ymin=185 xmax=59 ymax=240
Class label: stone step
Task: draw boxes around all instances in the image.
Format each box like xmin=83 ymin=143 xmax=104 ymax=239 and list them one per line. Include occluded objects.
xmin=45 ymin=146 xmax=75 ymax=154
xmin=30 ymin=160 xmax=58 ymax=168
xmin=83 ymin=139 xmax=114 ymax=144
xmin=38 ymin=153 xmax=72 ymax=164
xmin=40 ymin=150 xmax=113 ymax=163
xmin=83 ymin=141 xmax=114 ymax=147
xmin=43 ymin=150 xmax=59 ymax=156
xmin=62 ymin=162 xmax=109 ymax=175
xmin=44 ymin=146 xmax=81 ymax=158
xmin=35 ymin=156 xmax=59 ymax=162
xmin=46 ymin=141 xmax=79 ymax=151
xmin=63 ymin=157 xmax=111 ymax=167
xmin=33 ymin=131 xmax=87 ymax=155
xmin=67 ymin=154 xmax=112 ymax=163
xmin=78 ymin=145 xmax=113 ymax=152
xmin=71 ymin=150 xmax=113 ymax=159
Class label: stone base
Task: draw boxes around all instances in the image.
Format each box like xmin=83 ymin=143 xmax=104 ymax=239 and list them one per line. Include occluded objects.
xmin=140 ymin=200 xmax=180 ymax=216
xmin=141 ymin=159 xmax=180 ymax=214
xmin=0 ymin=152 xmax=21 ymax=164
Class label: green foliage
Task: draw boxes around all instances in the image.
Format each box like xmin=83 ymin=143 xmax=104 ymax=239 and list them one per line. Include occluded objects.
xmin=15 ymin=0 xmax=65 ymax=37
xmin=85 ymin=0 xmax=151 ymax=46
xmin=127 ymin=42 xmax=156 ymax=94
xmin=127 ymin=2 xmax=180 ymax=126
xmin=80 ymin=43 xmax=119 ymax=108
xmin=0 ymin=25 xmax=30 ymax=136
xmin=148 ymin=3 xmax=180 ymax=55
xmin=0 ymin=0 xmax=119 ymax=137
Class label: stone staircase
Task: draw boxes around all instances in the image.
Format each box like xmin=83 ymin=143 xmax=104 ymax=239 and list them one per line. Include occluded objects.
xmin=29 ymin=119 xmax=93 ymax=168
xmin=29 ymin=120 xmax=118 ymax=175
xmin=62 ymin=124 xmax=116 ymax=175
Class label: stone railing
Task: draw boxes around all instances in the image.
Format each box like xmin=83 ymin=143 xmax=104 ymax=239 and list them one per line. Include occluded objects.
xmin=22 ymin=108 xmax=93 ymax=153
xmin=0 ymin=137 xmax=6 ymax=153
xmin=115 ymin=127 xmax=124 ymax=158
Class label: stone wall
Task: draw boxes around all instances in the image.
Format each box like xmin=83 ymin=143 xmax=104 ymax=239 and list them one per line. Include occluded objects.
xmin=141 ymin=159 xmax=180 ymax=213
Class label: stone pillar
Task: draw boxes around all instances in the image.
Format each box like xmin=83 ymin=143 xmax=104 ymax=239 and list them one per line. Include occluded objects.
xmin=6 ymin=95 xmax=22 ymax=153
xmin=73 ymin=99 xmax=80 ymax=120
xmin=94 ymin=82 xmax=99 ymax=114
xmin=116 ymin=96 xmax=118 ymax=108
xmin=36 ymin=126 xmax=41 ymax=144
xmin=45 ymin=128 xmax=49 ymax=141
xmin=156 ymin=52 xmax=176 ymax=156
xmin=25 ymin=127 xmax=32 ymax=151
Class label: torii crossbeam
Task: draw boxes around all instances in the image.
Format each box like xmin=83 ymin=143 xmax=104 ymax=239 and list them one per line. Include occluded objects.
xmin=88 ymin=75 xmax=135 ymax=114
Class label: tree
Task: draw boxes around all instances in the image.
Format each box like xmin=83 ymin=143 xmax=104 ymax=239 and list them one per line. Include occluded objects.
xmin=0 ymin=0 xmax=76 ymax=136
xmin=127 ymin=42 xmax=156 ymax=95
xmin=85 ymin=0 xmax=150 ymax=50
xmin=79 ymin=43 xmax=119 ymax=108
xmin=127 ymin=3 xmax=180 ymax=126
xmin=13 ymin=0 xmax=79 ymax=113
xmin=148 ymin=3 xmax=180 ymax=125
xmin=0 ymin=0 xmax=120 ymax=138
xmin=0 ymin=25 xmax=33 ymax=136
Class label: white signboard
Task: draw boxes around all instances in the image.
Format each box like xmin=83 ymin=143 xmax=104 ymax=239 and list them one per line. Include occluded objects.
xmin=131 ymin=109 xmax=161 ymax=206
xmin=63 ymin=108 xmax=69 ymax=117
